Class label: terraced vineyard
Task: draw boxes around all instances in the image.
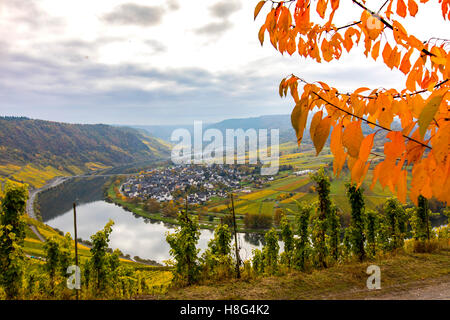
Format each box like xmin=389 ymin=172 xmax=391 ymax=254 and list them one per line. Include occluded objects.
xmin=21 ymin=215 xmax=174 ymax=297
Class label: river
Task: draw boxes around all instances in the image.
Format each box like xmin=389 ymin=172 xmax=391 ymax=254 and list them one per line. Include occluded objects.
xmin=37 ymin=176 xmax=267 ymax=263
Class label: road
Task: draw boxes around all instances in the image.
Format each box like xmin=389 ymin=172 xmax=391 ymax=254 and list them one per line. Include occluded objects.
xmin=26 ymin=174 xmax=131 ymax=242
xmin=26 ymin=176 xmax=69 ymax=242
xmin=24 ymin=173 xmax=145 ymax=264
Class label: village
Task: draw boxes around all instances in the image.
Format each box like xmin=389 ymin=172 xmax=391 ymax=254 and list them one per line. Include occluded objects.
xmin=120 ymin=164 xmax=273 ymax=205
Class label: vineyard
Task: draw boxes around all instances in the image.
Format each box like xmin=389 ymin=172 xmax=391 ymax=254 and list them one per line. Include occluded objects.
xmin=0 ymin=181 xmax=173 ymax=300
xmin=1 ymin=166 xmax=449 ymax=300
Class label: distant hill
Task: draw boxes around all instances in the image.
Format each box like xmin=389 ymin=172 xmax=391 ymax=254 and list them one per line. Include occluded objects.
xmin=0 ymin=117 xmax=170 ymax=188
xmin=134 ymin=114 xmax=401 ymax=145
xmin=133 ymin=115 xmax=302 ymax=144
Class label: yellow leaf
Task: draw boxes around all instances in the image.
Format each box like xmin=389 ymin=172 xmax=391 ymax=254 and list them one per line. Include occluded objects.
xmin=418 ymin=94 xmax=444 ymax=138
xmin=313 ymin=116 xmax=332 ymax=155
xmin=309 ymin=110 xmax=323 ymax=139
xmin=291 ymin=97 xmax=310 ymax=145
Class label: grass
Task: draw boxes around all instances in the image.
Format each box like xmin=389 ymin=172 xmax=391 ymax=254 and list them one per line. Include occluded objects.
xmin=156 ymin=250 xmax=450 ymax=300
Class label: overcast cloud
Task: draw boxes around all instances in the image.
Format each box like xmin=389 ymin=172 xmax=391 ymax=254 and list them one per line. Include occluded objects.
xmin=0 ymin=0 xmax=447 ymax=125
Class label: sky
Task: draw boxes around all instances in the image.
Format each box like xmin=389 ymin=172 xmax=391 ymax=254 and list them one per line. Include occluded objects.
xmin=0 ymin=0 xmax=447 ymax=125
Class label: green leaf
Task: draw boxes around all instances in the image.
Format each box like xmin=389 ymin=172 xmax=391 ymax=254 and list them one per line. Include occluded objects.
xmin=418 ymin=94 xmax=444 ymax=138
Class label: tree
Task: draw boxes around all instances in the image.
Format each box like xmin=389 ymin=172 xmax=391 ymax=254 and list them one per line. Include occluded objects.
xmin=244 ymin=212 xmax=273 ymax=229
xmin=166 ymin=210 xmax=201 ymax=285
xmin=161 ymin=200 xmax=178 ymax=218
xmin=89 ymin=219 xmax=115 ymax=291
xmin=59 ymin=233 xmax=72 ymax=277
xmin=366 ymin=210 xmax=380 ymax=258
xmin=346 ymin=183 xmax=366 ymax=261
xmin=202 ymin=223 xmax=233 ymax=278
xmin=409 ymin=195 xmax=431 ymax=240
xmin=381 ymin=198 xmax=407 ymax=250
xmin=310 ymin=168 xmax=331 ymax=267
xmin=280 ymin=214 xmax=294 ymax=267
xmin=254 ymin=0 xmax=450 ymax=205
xmin=144 ymin=198 xmax=160 ymax=213
xmin=263 ymin=228 xmax=279 ymax=275
xmin=291 ymin=201 xmax=312 ymax=270
xmin=274 ymin=208 xmax=284 ymax=226
xmin=0 ymin=181 xmax=28 ymax=299
xmin=251 ymin=248 xmax=264 ymax=275
xmin=44 ymin=237 xmax=62 ymax=294
xmin=327 ymin=205 xmax=341 ymax=262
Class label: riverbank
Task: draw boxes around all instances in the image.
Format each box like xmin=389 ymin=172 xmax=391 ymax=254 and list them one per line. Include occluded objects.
xmin=140 ymin=249 xmax=450 ymax=300
xmin=106 ymin=179 xmax=271 ymax=234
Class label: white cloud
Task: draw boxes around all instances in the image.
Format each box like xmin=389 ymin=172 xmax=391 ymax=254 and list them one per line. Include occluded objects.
xmin=0 ymin=0 xmax=447 ymax=125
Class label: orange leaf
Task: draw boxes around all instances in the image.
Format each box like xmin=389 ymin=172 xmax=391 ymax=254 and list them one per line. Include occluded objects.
xmin=382 ymin=42 xmax=392 ymax=66
xmin=407 ymin=0 xmax=418 ymax=16
xmin=397 ymin=0 xmax=407 ymax=17
xmin=321 ymin=39 xmax=333 ymax=62
xmin=310 ymin=110 xmax=323 ymax=139
xmin=359 ymin=133 xmax=376 ymax=163
xmin=316 ymin=0 xmax=327 ymax=19
xmin=384 ymin=131 xmax=405 ymax=160
xmin=330 ymin=123 xmax=347 ymax=176
xmin=313 ymin=116 xmax=332 ymax=155
xmin=371 ymin=40 xmax=381 ymax=60
xmin=397 ymin=169 xmax=407 ymax=203
xmin=342 ymin=121 xmax=364 ymax=158
xmin=254 ymin=1 xmax=266 ymax=20
xmin=371 ymin=162 xmax=382 ymax=190
xmin=258 ymin=24 xmax=266 ymax=46
xmin=399 ymin=48 xmax=413 ymax=74
xmin=408 ymin=35 xmax=424 ymax=51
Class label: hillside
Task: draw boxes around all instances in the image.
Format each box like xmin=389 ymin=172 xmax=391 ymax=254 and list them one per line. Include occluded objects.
xmin=135 ymin=114 xmax=401 ymax=144
xmin=0 ymin=117 xmax=170 ymax=188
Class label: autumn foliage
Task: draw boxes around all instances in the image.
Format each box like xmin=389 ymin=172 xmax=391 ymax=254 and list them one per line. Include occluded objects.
xmin=255 ymin=0 xmax=449 ymax=205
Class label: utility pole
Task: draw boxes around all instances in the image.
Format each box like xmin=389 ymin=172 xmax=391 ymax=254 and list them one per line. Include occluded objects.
xmin=73 ymin=202 xmax=79 ymax=301
xmin=230 ymin=193 xmax=241 ymax=279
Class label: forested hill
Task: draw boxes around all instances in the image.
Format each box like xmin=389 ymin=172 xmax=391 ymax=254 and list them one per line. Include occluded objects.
xmin=0 ymin=117 xmax=170 ymax=188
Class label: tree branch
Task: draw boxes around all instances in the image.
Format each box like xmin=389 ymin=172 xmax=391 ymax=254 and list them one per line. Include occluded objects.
xmin=351 ymin=0 xmax=435 ymax=57
xmin=310 ymin=91 xmax=432 ymax=150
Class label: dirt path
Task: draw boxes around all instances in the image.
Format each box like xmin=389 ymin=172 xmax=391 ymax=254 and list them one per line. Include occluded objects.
xmin=321 ymin=274 xmax=450 ymax=300
xmin=364 ymin=275 xmax=450 ymax=300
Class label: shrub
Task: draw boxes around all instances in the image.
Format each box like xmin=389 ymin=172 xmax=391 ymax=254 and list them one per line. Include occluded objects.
xmin=244 ymin=212 xmax=272 ymax=229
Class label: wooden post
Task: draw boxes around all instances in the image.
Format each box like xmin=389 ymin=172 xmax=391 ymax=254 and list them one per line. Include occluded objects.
xmin=425 ymin=201 xmax=430 ymax=241
xmin=73 ymin=202 xmax=79 ymax=301
xmin=230 ymin=193 xmax=241 ymax=279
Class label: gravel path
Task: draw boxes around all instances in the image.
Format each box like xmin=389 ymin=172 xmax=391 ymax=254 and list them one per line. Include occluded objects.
xmin=365 ymin=276 xmax=450 ymax=300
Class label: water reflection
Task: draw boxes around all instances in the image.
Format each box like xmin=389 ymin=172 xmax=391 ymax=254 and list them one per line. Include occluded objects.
xmin=39 ymin=177 xmax=266 ymax=263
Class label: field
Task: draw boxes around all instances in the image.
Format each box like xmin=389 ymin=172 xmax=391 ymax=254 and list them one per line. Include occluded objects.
xmin=204 ymin=145 xmax=393 ymax=227
xmin=0 ymin=163 xmax=71 ymax=189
